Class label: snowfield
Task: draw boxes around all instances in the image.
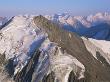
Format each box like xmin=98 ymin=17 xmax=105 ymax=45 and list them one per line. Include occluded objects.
xmin=82 ymin=37 xmax=110 ymax=65
xmin=0 ymin=15 xmax=47 ymax=75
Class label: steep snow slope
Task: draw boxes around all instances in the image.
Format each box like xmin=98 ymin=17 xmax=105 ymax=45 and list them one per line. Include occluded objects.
xmin=82 ymin=37 xmax=110 ymax=65
xmin=89 ymin=38 xmax=110 ymax=54
xmin=0 ymin=15 xmax=47 ymax=59
xmin=0 ymin=15 xmax=48 ymax=80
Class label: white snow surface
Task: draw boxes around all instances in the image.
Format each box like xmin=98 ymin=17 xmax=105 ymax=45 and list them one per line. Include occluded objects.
xmin=0 ymin=15 xmax=46 ymax=59
xmin=82 ymin=37 xmax=110 ymax=65
xmin=89 ymin=38 xmax=110 ymax=54
xmin=0 ymin=15 xmax=47 ymax=74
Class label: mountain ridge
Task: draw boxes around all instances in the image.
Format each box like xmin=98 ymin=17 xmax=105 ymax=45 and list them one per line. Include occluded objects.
xmin=0 ymin=14 xmax=109 ymax=82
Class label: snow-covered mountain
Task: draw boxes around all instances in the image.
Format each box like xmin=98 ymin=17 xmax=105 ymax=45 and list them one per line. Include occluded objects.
xmin=0 ymin=15 xmax=85 ymax=82
xmin=0 ymin=14 xmax=109 ymax=82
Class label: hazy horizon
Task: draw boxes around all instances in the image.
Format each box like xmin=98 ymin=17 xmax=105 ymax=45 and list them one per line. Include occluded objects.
xmin=0 ymin=0 xmax=110 ymax=17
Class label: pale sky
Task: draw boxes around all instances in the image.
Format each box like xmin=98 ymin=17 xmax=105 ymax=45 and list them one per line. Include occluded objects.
xmin=0 ymin=0 xmax=110 ymax=16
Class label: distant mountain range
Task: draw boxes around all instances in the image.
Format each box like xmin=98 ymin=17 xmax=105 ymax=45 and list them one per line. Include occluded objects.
xmin=45 ymin=12 xmax=110 ymax=27
xmin=0 ymin=13 xmax=110 ymax=82
xmin=45 ymin=12 xmax=110 ymax=40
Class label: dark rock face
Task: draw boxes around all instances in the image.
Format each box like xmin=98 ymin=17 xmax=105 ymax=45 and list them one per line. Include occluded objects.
xmin=0 ymin=54 xmax=15 ymax=81
xmin=0 ymin=53 xmax=6 ymax=68
xmin=33 ymin=15 xmax=110 ymax=82
xmin=96 ymin=51 xmax=110 ymax=68
xmin=68 ymin=71 xmax=85 ymax=82
xmin=5 ymin=58 xmax=14 ymax=77
xmin=42 ymin=72 xmax=55 ymax=82
xmin=14 ymin=50 xmax=41 ymax=82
